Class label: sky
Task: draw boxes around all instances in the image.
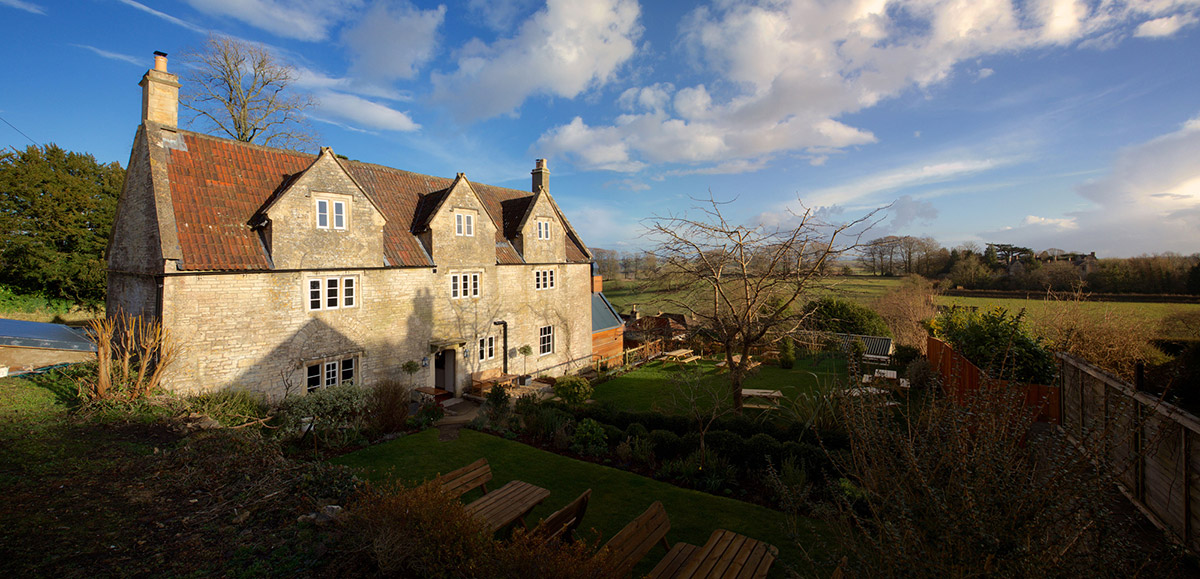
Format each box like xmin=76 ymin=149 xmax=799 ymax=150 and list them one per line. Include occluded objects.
xmin=2 ymin=0 xmax=1199 ymax=258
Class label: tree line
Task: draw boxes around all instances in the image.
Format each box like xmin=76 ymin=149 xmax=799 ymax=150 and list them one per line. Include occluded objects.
xmin=859 ymin=236 xmax=1200 ymax=295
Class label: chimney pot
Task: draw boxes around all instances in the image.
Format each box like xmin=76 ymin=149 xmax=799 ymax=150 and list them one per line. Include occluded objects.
xmin=153 ymin=51 xmax=168 ymax=72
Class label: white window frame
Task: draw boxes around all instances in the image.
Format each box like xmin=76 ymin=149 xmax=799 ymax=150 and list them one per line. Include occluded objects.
xmin=455 ymin=212 xmax=475 ymax=237
xmin=315 ymin=195 xmax=349 ymax=230
xmin=306 ymin=276 xmax=359 ymax=311
xmin=537 ymin=219 xmax=551 ymax=240
xmin=478 ymin=336 xmax=495 ymax=361
xmin=306 ymin=356 xmax=356 ymax=392
xmin=535 ymin=269 xmax=556 ymax=290
xmin=539 ymin=325 xmax=554 ymax=356
xmin=450 ymin=272 xmax=481 ymax=299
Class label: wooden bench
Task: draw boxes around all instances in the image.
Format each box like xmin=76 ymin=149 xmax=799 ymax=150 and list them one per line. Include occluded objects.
xmin=603 ymin=501 xmax=672 ymax=577
xmin=649 ymin=529 xmax=778 ymax=579
xmin=533 ymin=488 xmax=591 ymax=544
xmin=434 ymin=458 xmax=492 ymax=498
xmin=648 ymin=542 xmax=699 ymax=578
xmin=465 ymin=480 xmax=550 ymax=533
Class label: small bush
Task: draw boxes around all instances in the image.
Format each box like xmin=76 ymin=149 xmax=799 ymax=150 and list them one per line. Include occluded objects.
xmin=524 ymin=406 xmax=574 ymax=445
xmin=932 ymin=306 xmax=1056 ymax=384
xmin=624 ymin=422 xmax=648 ymax=439
xmin=571 ymin=418 xmax=608 ymax=457
xmin=278 ymin=383 xmax=368 ymax=448
xmin=553 ymin=376 xmax=593 ymax=407
xmin=514 ymin=392 xmax=540 ymax=416
xmin=745 ymin=433 xmax=783 ymax=470
xmin=779 ymin=337 xmax=795 ymax=369
xmin=408 ymin=402 xmax=444 ymax=430
xmin=368 ymin=380 xmax=410 ymax=434
xmin=704 ymin=430 xmax=745 ymax=464
xmin=904 ymin=358 xmax=936 ymax=389
xmin=601 ymin=423 xmax=623 ymax=447
xmin=648 ymin=429 xmax=683 ymax=460
xmin=629 ymin=436 xmax=656 ymax=469
xmin=658 ymin=448 xmax=737 ymax=493
xmin=484 ymin=385 xmax=512 ymax=425
xmin=187 ymin=389 xmax=267 ymax=427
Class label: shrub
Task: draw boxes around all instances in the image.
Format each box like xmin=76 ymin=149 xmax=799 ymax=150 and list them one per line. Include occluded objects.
xmin=703 ymin=430 xmax=745 ymax=464
xmin=745 ymin=433 xmax=783 ymax=470
xmin=524 ymin=405 xmax=574 ymax=445
xmin=904 ymin=358 xmax=936 ymax=390
xmin=78 ymin=311 xmax=178 ymax=402
xmin=186 ymin=389 xmax=267 ymax=427
xmin=629 ymin=436 xmax=656 ymax=469
xmin=658 ymin=448 xmax=737 ymax=493
xmin=872 ymin=275 xmax=938 ymax=351
xmin=803 ymin=297 xmax=892 ymax=337
xmin=408 ymin=401 xmax=444 ymax=430
xmin=891 ymin=344 xmax=921 ymax=369
xmin=571 ymin=418 xmax=608 ymax=457
xmin=600 ymin=423 xmax=623 ymax=447
xmin=278 ymin=382 xmax=368 ymax=448
xmin=1033 ymin=289 xmax=1164 ymax=381
xmin=484 ymin=385 xmax=512 ymax=426
xmin=648 ymin=429 xmax=683 ymax=460
xmin=367 ymin=379 xmax=410 ymax=434
xmin=932 ymin=306 xmax=1056 ymax=384
xmin=624 ymin=422 xmax=648 ymax=439
xmin=514 ymin=392 xmax=540 ymax=417
xmin=779 ymin=337 xmax=795 ymax=369
xmin=553 ymin=376 xmax=593 ymax=407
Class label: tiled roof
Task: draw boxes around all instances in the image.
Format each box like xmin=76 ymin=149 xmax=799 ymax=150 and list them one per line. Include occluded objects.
xmin=160 ymin=129 xmax=589 ymax=270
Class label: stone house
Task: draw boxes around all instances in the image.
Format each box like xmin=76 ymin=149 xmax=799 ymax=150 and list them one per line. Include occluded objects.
xmin=106 ymin=53 xmax=595 ymax=399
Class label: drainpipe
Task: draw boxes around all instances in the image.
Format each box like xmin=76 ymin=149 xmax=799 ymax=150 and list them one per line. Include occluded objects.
xmin=493 ymin=320 xmax=509 ymax=374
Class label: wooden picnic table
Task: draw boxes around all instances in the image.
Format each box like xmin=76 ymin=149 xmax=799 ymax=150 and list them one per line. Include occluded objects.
xmin=465 ymin=480 xmax=550 ymax=533
xmin=648 ymin=529 xmax=778 ymax=579
xmin=741 ymin=388 xmax=782 ymax=400
xmin=663 ymin=349 xmax=694 ymax=360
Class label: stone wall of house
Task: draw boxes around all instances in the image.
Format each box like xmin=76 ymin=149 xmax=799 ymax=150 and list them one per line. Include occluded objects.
xmin=107 ymin=272 xmax=158 ymax=319
xmin=159 ymin=267 xmax=435 ymax=399
xmin=107 ymin=127 xmax=163 ymax=276
xmin=514 ymin=194 xmax=567 ymax=264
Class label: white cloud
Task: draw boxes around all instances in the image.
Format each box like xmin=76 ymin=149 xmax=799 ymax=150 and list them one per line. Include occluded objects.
xmin=803 ymin=158 xmax=1007 ymax=208
xmin=115 ymin=0 xmax=207 ymax=33
xmin=977 ymin=67 xmax=995 ymax=79
xmin=314 ymin=91 xmax=420 ymax=132
xmin=343 ymin=2 xmax=445 ymax=82
xmin=0 ymin=0 xmax=44 ymax=15
xmin=538 ymin=0 xmax=1200 ymax=173
xmin=1023 ymin=215 xmax=1078 ymax=229
xmin=182 ymin=0 xmax=362 ymax=41
xmin=991 ymin=114 xmax=1200 ymax=255
xmin=1134 ymin=14 xmax=1198 ymax=37
xmin=466 ymin=0 xmax=539 ymax=31
xmin=431 ymin=0 xmax=641 ymax=122
xmin=72 ymin=44 xmax=142 ymax=66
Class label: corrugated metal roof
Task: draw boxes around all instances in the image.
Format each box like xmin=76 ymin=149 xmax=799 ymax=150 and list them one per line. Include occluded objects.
xmin=0 ymin=319 xmax=95 ymax=352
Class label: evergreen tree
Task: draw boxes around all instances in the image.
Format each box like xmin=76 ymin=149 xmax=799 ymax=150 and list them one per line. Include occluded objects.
xmin=0 ymin=144 xmax=123 ymax=306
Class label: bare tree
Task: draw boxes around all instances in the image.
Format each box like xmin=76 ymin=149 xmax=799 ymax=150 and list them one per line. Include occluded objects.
xmin=180 ymin=35 xmax=318 ymax=150
xmin=647 ymin=195 xmax=876 ymax=412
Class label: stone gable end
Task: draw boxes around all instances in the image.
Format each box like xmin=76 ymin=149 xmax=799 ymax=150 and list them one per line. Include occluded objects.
xmin=264 ymin=151 xmax=387 ymax=270
xmin=428 ymin=178 xmax=498 ymax=268
xmin=516 ymin=193 xmax=566 ymax=264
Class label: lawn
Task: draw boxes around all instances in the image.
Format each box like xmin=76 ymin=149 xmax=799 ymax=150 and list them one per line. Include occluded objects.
xmin=936 ymin=295 xmax=1200 ymax=340
xmin=602 ymin=276 xmax=901 ymax=316
xmin=333 ymin=428 xmax=831 ymax=577
xmin=591 ymin=356 xmax=846 ymax=413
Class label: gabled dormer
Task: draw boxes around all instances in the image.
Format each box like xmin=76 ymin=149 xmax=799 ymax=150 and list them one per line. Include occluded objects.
xmin=255 ymin=148 xmax=387 ymax=270
xmin=416 ymin=174 xmax=499 ymax=267
xmin=513 ymin=189 xmax=567 ymax=264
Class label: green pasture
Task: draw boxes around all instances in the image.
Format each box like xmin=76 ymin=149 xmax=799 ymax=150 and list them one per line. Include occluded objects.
xmin=333 ymin=428 xmax=830 ymax=577
xmin=936 ymin=296 xmax=1200 ymax=340
xmin=602 ymin=275 xmax=901 ymax=315
xmin=592 ymin=356 xmax=846 ymax=413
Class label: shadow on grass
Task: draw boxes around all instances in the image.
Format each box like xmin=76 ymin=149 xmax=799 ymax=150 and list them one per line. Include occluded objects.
xmin=24 ymin=365 xmax=86 ymax=408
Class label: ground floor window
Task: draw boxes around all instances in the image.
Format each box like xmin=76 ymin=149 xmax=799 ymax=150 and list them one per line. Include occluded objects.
xmin=478 ymin=336 xmax=495 ymax=361
xmin=539 ymin=325 xmax=554 ymax=355
xmin=306 ymin=356 xmax=356 ymax=391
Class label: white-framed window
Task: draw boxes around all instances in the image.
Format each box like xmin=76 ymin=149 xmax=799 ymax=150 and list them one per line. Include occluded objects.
xmin=306 ymin=356 xmax=356 ymax=392
xmin=316 ymin=197 xmax=348 ymax=230
xmin=307 ymin=276 xmax=358 ymax=311
xmin=450 ymin=272 xmax=481 ymax=299
xmin=537 ymin=219 xmax=551 ymax=240
xmin=534 ymin=269 xmax=556 ymax=290
xmin=539 ymin=325 xmax=554 ymax=355
xmin=478 ymin=336 xmax=495 ymax=361
xmin=455 ymin=212 xmax=475 ymax=237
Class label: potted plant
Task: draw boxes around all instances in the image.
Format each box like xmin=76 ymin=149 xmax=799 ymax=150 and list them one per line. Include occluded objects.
xmin=517 ymin=344 xmax=534 ymax=385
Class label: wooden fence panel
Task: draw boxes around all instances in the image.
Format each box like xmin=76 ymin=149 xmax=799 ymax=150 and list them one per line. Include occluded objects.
xmin=1144 ymin=414 xmax=1187 ymax=534
xmin=926 ymin=337 xmax=1059 ymax=423
xmin=1106 ymin=391 xmax=1141 ymax=495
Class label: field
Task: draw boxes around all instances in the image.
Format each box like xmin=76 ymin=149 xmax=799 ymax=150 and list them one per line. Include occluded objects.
xmin=602 ymin=276 xmax=902 ymax=315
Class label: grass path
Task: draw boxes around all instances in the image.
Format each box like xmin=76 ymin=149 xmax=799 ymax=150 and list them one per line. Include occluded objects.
xmin=333 ymin=428 xmax=831 ymax=577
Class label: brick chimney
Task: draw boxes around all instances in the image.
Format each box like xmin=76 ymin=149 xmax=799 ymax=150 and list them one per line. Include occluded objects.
xmin=531 ymin=158 xmax=549 ymax=193
xmin=140 ymin=51 xmax=179 ymax=127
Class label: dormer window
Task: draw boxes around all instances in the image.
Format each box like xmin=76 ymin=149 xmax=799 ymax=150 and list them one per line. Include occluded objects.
xmin=455 ymin=212 xmax=475 ymax=236
xmin=315 ymin=194 xmax=349 ymax=230
xmin=537 ymin=219 xmax=551 ymax=240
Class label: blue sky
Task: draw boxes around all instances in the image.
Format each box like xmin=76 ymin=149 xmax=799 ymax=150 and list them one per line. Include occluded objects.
xmin=2 ymin=0 xmax=1199 ymax=257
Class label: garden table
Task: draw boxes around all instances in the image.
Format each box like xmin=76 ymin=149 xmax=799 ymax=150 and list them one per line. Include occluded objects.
xmin=465 ymin=480 xmax=550 ymax=533
xmin=648 ymin=529 xmax=777 ymax=578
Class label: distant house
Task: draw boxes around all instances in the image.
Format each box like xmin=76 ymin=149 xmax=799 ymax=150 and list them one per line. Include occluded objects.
xmin=106 ymin=53 xmax=596 ymax=399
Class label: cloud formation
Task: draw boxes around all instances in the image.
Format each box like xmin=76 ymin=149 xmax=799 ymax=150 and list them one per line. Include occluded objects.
xmin=182 ymin=0 xmax=361 ymax=41
xmin=539 ymin=0 xmax=1200 ymax=173
xmin=992 ymin=114 xmax=1200 ymax=255
xmin=313 ymin=91 xmax=420 ymax=132
xmin=72 ymin=44 xmax=142 ymax=66
xmin=0 ymin=0 xmax=44 ymax=15
xmin=431 ymin=0 xmax=641 ymax=122
xmin=343 ymin=2 xmax=445 ymax=83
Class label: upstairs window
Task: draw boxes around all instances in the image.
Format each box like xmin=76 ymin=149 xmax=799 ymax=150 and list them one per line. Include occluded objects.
xmin=534 ymin=269 xmax=556 ymax=290
xmin=307 ymin=276 xmax=358 ymax=311
xmin=316 ymin=196 xmax=348 ymax=230
xmin=451 ymin=272 xmax=481 ymax=299
xmin=537 ymin=220 xmax=551 ymax=240
xmin=456 ymin=213 xmax=475 ymax=237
